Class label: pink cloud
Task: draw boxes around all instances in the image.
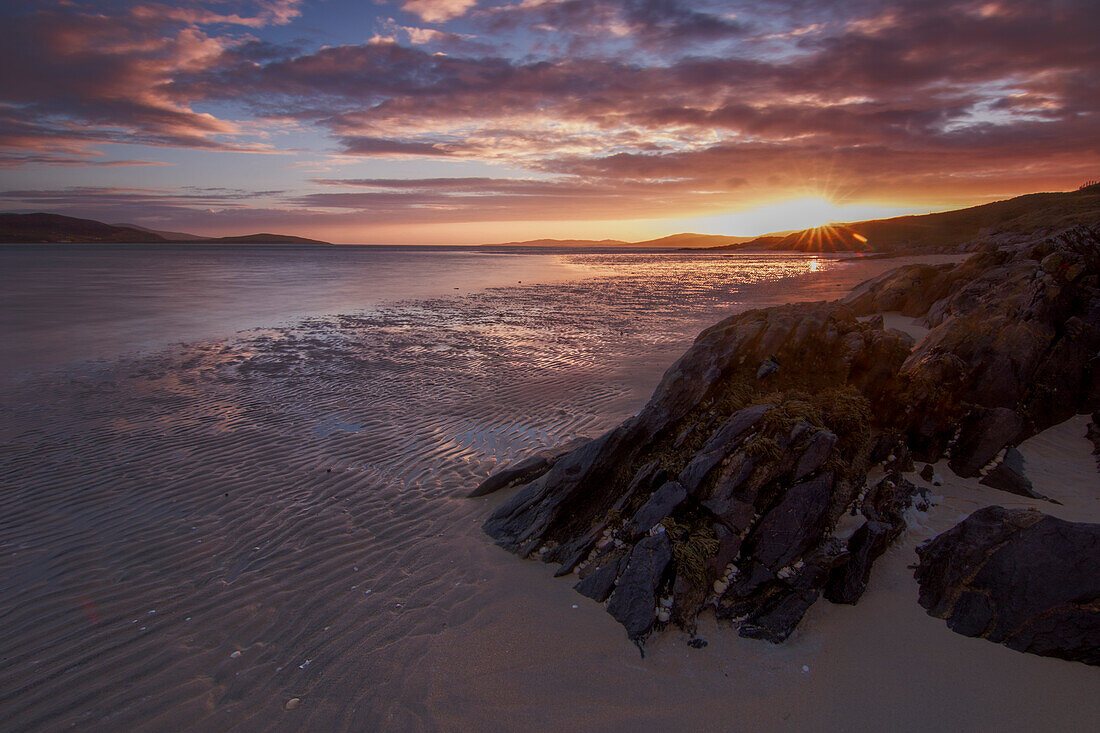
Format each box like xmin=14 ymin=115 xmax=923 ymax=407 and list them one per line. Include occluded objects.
xmin=131 ymin=1 xmax=303 ymax=28
xmin=402 ymin=0 xmax=479 ymax=23
xmin=3 ymin=0 xmax=1098 ymax=224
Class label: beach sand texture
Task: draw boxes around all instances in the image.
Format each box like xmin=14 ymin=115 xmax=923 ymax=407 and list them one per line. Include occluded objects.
xmin=1 ymin=252 xmax=1096 ymax=730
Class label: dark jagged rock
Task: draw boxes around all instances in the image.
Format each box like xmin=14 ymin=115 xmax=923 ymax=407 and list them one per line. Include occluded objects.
xmin=740 ymin=539 xmax=848 ymax=643
xmin=737 ymin=592 xmax=815 ymax=643
xmin=679 ymin=403 xmax=773 ymax=493
xmin=826 ymin=473 xmax=928 ymax=604
xmin=574 ymin=555 xmax=629 ymax=603
xmin=825 ymin=521 xmax=897 ymax=605
xmin=625 ymin=481 xmax=687 ymax=538
xmin=949 ymin=407 xmax=1023 ymax=477
xmin=468 ymin=439 xmax=585 ymax=497
xmin=482 ymin=431 xmax=622 ymax=556
xmin=477 ymin=225 xmax=1100 ymax=644
xmin=863 ymin=472 xmax=930 ymax=523
xmin=883 ymin=441 xmax=916 ymax=473
xmin=919 ymin=463 xmax=935 ymax=482
xmin=702 ymin=492 xmax=754 ymax=534
xmin=793 ymin=429 xmax=837 ymax=480
xmin=915 ymin=506 xmax=1100 ymax=666
xmin=706 ymin=524 xmax=743 ymax=576
xmin=979 ymin=446 xmax=1048 ymax=500
xmin=888 ymin=227 xmax=1100 ymax=460
xmin=869 ymin=430 xmax=908 ymax=466
xmin=606 ymin=533 xmax=672 ymax=639
xmin=748 ymin=472 xmax=835 ymax=572
xmin=551 ymin=460 xmax=670 ymax=577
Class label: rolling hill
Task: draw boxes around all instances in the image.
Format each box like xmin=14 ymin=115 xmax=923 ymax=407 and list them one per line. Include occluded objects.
xmin=0 ymin=213 xmax=330 ymax=245
xmin=713 ymin=184 xmax=1100 ymax=253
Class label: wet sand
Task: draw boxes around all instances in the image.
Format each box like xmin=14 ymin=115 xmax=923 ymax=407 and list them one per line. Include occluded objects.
xmin=1 ymin=252 xmax=1096 ymax=730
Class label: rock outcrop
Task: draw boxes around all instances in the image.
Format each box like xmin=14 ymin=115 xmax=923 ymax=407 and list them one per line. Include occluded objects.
xmin=467 ymin=439 xmax=584 ymax=497
xmin=915 ymin=506 xmax=1100 ymax=666
xmin=845 ymin=225 xmax=1100 ymax=469
xmin=476 ymin=225 xmax=1100 ymax=643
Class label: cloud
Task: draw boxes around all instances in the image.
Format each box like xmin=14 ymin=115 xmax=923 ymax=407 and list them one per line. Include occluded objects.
xmin=0 ymin=154 xmax=170 ymax=169
xmin=339 ymin=136 xmax=453 ymax=156
xmin=130 ymin=1 xmax=304 ymax=28
xmin=485 ymin=0 xmax=750 ymax=50
xmin=2 ymin=0 xmax=1099 ymax=225
xmin=402 ymin=0 xmax=479 ymax=23
xmin=0 ymin=3 xmax=287 ymax=165
xmin=0 ymin=185 xmax=279 ymax=209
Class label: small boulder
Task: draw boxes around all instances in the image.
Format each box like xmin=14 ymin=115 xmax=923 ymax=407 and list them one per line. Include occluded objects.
xmin=979 ymin=446 xmax=1047 ymax=500
xmin=756 ymin=357 xmax=780 ymax=379
xmin=915 ymin=506 xmax=1100 ymax=666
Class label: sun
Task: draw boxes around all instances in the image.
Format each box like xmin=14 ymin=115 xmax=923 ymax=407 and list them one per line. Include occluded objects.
xmin=792 ymin=222 xmax=873 ymax=252
xmin=672 ymin=197 xmax=928 ymax=238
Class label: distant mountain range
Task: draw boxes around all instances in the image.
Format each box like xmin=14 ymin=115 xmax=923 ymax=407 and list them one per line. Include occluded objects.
xmin=6 ymin=184 xmax=1098 ymax=250
xmin=110 ymin=223 xmax=207 ymax=241
xmin=0 ymin=213 xmax=330 ymax=244
xmin=710 ymin=184 xmax=1100 ymax=253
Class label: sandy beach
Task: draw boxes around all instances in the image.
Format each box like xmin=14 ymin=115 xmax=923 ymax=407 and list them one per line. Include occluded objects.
xmin=1 ymin=251 xmax=1096 ymax=731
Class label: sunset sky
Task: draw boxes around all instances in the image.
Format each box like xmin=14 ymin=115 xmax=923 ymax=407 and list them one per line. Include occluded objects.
xmin=0 ymin=0 xmax=1097 ymax=243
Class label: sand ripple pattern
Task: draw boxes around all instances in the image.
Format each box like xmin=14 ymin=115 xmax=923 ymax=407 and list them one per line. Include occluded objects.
xmin=0 ymin=253 xmax=868 ymax=730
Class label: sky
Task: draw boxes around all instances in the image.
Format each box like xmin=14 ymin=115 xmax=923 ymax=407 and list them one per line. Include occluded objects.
xmin=0 ymin=0 xmax=1097 ymax=244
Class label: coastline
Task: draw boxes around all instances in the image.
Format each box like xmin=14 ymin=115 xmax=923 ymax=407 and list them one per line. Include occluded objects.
xmin=435 ymin=414 xmax=1100 ymax=732
xmin=1 ymin=249 xmax=1096 ymax=730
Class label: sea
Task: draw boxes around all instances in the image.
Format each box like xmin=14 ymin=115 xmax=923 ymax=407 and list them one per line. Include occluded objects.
xmin=0 ymin=244 xmax=844 ymax=381
xmin=0 ymin=244 xmax=902 ymax=729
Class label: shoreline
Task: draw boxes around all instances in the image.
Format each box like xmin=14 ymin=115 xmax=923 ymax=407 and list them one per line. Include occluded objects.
xmin=1 ymin=250 xmax=1096 ymax=729
xmin=436 ymin=416 xmax=1100 ymax=732
xmin=467 ymin=229 xmax=1100 ymax=727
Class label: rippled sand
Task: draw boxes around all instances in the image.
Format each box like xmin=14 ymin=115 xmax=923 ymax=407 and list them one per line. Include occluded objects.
xmin=1 ymin=252 xmax=1095 ymax=730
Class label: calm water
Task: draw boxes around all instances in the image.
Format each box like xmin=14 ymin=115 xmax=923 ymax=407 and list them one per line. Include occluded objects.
xmin=0 ymin=245 xmax=950 ymax=729
xmin=0 ymin=244 xmax=589 ymax=380
xmin=0 ymin=244 xmax=854 ymax=383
